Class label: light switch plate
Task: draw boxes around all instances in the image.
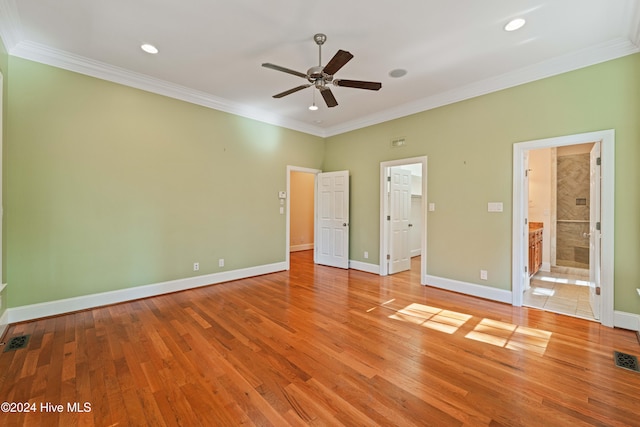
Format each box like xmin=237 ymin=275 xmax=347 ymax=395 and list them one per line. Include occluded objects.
xmin=488 ymin=202 xmax=503 ymax=212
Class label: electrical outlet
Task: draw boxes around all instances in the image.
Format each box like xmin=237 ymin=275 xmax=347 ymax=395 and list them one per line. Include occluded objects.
xmin=219 ymin=259 xmax=225 ymax=267
xmin=193 ymin=262 xmax=199 ymax=271
xmin=364 ymin=251 xmax=369 ymax=259
xmin=480 ymin=270 xmax=488 ymax=280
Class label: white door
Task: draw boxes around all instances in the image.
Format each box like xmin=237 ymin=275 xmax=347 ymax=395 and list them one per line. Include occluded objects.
xmin=316 ymin=171 xmax=350 ymax=269
xmin=589 ymin=142 xmax=601 ymax=319
xmin=389 ymin=167 xmax=412 ymax=274
xmin=523 ymin=150 xmax=531 ymax=291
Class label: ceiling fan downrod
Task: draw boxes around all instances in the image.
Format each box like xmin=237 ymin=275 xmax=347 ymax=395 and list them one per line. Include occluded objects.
xmin=313 ymin=33 xmax=327 ymax=66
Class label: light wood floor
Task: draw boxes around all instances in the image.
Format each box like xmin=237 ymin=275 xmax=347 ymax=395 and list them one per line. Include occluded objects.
xmin=1 ymin=251 xmax=639 ymax=426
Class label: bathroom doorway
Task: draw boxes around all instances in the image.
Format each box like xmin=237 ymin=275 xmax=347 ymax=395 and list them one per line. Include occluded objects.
xmin=512 ymin=129 xmax=614 ymax=327
xmin=524 ymin=143 xmax=595 ymax=320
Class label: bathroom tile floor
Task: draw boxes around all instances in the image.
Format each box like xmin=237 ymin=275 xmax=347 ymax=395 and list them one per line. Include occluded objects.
xmin=523 ymin=270 xmax=596 ymax=321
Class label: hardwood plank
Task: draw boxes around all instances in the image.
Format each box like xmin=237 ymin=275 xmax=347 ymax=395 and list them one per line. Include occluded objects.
xmin=1 ymin=250 xmax=639 ymax=426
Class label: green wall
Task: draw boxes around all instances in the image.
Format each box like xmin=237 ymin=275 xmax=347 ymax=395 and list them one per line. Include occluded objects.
xmin=0 ymin=38 xmax=7 ymax=319
xmin=324 ymin=54 xmax=640 ymax=314
xmin=5 ymin=52 xmax=640 ymax=318
xmin=6 ymin=57 xmax=324 ymax=307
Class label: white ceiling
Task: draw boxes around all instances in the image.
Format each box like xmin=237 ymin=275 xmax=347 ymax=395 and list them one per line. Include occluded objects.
xmin=1 ymin=0 xmax=639 ymax=137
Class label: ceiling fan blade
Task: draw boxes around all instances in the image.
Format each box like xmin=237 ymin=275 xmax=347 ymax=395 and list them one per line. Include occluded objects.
xmin=273 ymin=84 xmax=312 ymax=98
xmin=334 ymin=79 xmax=382 ymax=91
xmin=322 ymin=50 xmax=354 ymax=75
xmin=320 ymin=88 xmax=338 ymax=108
xmin=262 ymin=63 xmax=307 ymax=79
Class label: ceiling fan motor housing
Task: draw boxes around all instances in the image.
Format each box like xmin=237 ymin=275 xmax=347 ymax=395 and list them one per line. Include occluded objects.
xmin=313 ymin=33 xmax=327 ymax=46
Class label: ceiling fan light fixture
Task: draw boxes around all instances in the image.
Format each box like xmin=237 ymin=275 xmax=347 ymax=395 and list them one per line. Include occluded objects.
xmin=504 ymin=18 xmax=526 ymax=32
xmin=141 ymin=43 xmax=159 ymax=54
xmin=309 ymin=90 xmax=319 ymax=110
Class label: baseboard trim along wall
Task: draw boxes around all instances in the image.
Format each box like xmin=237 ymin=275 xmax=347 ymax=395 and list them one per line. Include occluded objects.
xmin=613 ymin=311 xmax=640 ymax=332
xmin=349 ymin=260 xmax=380 ymax=275
xmin=0 ymin=310 xmax=9 ymax=340
xmin=425 ymin=275 xmax=513 ymax=304
xmin=6 ymin=263 xmax=640 ymax=333
xmin=290 ymin=243 xmax=314 ymax=252
xmin=7 ymin=262 xmax=287 ymax=324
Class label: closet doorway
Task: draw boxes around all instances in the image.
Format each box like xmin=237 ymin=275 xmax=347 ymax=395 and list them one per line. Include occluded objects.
xmin=379 ymin=156 xmax=428 ymax=284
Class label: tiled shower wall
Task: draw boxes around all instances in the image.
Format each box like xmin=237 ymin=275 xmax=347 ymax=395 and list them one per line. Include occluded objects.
xmin=556 ymin=153 xmax=590 ymax=268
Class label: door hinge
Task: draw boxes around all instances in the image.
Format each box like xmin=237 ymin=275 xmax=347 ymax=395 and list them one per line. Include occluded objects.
xmin=525 ymin=266 xmax=528 ymax=273
xmin=386 ymin=254 xmax=390 ymax=260
xmin=387 ymin=215 xmax=391 ymax=221
xmin=596 ymin=157 xmax=601 ymax=166
xmin=596 ymin=286 xmax=601 ymax=296
xmin=596 ymin=222 xmax=601 ymax=231
xmin=387 ymin=176 xmax=391 ymax=182
xmin=525 ymin=218 xmax=528 ymax=225
xmin=525 ymin=169 xmax=529 ymax=178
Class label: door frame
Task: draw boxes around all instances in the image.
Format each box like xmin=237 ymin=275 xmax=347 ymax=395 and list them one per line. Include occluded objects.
xmin=512 ymin=130 xmax=614 ymax=327
xmin=380 ymin=156 xmax=428 ymax=284
xmin=286 ymin=165 xmax=322 ymax=270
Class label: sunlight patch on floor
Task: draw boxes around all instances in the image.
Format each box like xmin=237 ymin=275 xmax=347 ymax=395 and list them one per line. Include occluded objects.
xmin=382 ymin=302 xmax=553 ymax=355
xmin=388 ymin=303 xmax=472 ymax=334
xmin=532 ymin=287 xmax=555 ymax=297
xmin=465 ymin=318 xmax=552 ymax=356
xmin=537 ymin=274 xmax=590 ymax=287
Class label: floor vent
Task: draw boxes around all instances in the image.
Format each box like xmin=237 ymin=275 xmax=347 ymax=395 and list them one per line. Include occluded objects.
xmin=614 ymin=351 xmax=640 ymax=372
xmin=3 ymin=335 xmax=30 ymax=352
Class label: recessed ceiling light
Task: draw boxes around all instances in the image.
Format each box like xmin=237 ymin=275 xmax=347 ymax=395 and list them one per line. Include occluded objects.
xmin=389 ymin=69 xmax=408 ymax=78
xmin=504 ymin=18 xmax=526 ymax=32
xmin=141 ymin=43 xmax=159 ymax=54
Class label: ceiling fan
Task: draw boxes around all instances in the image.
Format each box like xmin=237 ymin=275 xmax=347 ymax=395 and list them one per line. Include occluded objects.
xmin=262 ymin=33 xmax=382 ymax=108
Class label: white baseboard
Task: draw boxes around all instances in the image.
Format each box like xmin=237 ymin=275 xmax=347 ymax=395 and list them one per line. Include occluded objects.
xmin=0 ymin=309 xmax=8 ymax=339
xmin=290 ymin=243 xmax=314 ymax=252
xmin=349 ymin=260 xmax=380 ymax=275
xmin=613 ymin=310 xmax=640 ymax=332
xmin=8 ymin=262 xmax=287 ymax=324
xmin=0 ymin=283 xmax=7 ymax=338
xmin=410 ymin=249 xmax=422 ymax=258
xmin=425 ymin=275 xmax=513 ymax=304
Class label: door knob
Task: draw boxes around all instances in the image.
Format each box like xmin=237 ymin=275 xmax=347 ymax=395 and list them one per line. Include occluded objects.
xmin=582 ymin=232 xmax=590 ymax=238
xmin=343 ymin=223 xmax=349 ymax=226
xmin=408 ymin=224 xmax=413 ymax=227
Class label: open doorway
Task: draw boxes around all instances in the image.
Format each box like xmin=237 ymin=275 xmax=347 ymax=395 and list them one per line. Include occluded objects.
xmin=286 ymin=166 xmax=321 ymax=270
xmin=380 ymin=156 xmax=428 ymax=284
xmin=512 ymin=130 xmax=614 ymax=327
xmin=523 ymin=143 xmax=596 ymax=320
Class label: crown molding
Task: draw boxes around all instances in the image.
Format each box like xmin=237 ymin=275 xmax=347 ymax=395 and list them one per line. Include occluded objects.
xmin=0 ymin=0 xmax=22 ymax=52
xmin=629 ymin=0 xmax=640 ymax=48
xmin=1 ymin=0 xmax=638 ymax=139
xmin=9 ymin=40 xmax=327 ymax=137
xmin=323 ymin=37 xmax=640 ymax=137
